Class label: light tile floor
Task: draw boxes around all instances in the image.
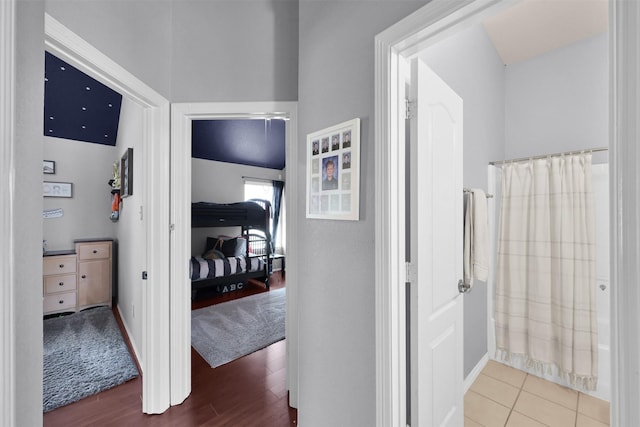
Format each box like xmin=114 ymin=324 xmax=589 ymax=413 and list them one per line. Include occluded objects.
xmin=465 ymin=360 xmax=610 ymax=427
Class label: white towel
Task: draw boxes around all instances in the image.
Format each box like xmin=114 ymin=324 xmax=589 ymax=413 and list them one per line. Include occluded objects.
xmin=464 ymin=188 xmax=489 ymax=287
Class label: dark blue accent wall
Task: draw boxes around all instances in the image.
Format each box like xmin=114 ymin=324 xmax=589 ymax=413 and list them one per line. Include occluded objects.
xmin=44 ymin=51 xmax=122 ymax=146
xmin=192 ymin=119 xmax=286 ymax=170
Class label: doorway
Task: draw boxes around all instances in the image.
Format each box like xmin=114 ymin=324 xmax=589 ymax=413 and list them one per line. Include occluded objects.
xmin=45 ymin=13 xmax=172 ymax=414
xmin=170 ymin=101 xmax=299 ymax=407
xmin=375 ymin=0 xmax=637 ymax=426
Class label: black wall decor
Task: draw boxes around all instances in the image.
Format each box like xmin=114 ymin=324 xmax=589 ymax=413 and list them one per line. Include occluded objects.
xmin=192 ymin=119 xmax=286 ymax=170
xmin=44 ymin=51 xmax=123 ymax=146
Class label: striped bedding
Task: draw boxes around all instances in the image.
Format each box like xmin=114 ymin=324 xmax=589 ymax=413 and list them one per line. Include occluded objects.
xmin=189 ymin=255 xmax=264 ymax=281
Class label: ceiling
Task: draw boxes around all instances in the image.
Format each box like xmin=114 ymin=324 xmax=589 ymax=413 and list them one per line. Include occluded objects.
xmin=44 ymin=51 xmax=122 ymax=146
xmin=44 ymin=52 xmax=286 ymax=170
xmin=482 ymin=0 xmax=608 ymax=65
xmin=192 ymin=119 xmax=286 ymax=170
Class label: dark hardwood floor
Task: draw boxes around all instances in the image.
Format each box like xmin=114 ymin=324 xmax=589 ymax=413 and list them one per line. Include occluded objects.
xmin=44 ymin=271 xmax=297 ymax=427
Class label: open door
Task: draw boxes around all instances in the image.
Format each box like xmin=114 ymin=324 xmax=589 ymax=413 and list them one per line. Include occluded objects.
xmin=408 ymin=57 xmax=464 ymax=426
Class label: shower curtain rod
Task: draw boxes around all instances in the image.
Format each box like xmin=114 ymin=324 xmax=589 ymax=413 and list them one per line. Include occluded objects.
xmin=489 ymin=146 xmax=608 ymax=166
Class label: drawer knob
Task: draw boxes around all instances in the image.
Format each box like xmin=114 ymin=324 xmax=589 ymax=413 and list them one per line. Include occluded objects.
xmin=93 ymin=250 xmax=98 ymax=254
xmin=59 ymin=264 xmax=64 ymax=268
xmin=59 ymin=300 xmax=64 ymax=304
xmin=81 ymin=275 xmax=87 ymax=279
xmin=58 ymin=282 xmax=64 ymax=286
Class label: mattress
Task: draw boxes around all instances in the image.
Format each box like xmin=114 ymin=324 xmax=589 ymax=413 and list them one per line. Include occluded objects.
xmin=189 ymin=255 xmax=264 ymax=281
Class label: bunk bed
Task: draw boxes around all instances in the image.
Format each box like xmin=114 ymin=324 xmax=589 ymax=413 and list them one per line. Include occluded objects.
xmin=189 ymin=199 xmax=273 ymax=297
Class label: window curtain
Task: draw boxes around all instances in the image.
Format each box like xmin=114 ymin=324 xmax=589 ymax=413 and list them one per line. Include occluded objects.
xmin=494 ymin=153 xmax=598 ymax=390
xmin=271 ymin=180 xmax=285 ymax=251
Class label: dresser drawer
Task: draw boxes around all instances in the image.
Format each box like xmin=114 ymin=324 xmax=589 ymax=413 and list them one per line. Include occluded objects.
xmin=44 ymin=274 xmax=76 ymax=294
xmin=43 ymin=255 xmax=77 ymax=275
xmin=77 ymin=242 xmax=111 ymax=260
xmin=43 ymin=292 xmax=76 ymax=312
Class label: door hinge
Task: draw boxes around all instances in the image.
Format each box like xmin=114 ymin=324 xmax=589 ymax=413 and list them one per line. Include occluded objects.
xmin=405 ymin=261 xmax=415 ymax=283
xmin=404 ymin=98 xmax=415 ymax=120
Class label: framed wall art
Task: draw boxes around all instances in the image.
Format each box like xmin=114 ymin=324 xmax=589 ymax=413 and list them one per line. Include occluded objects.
xmin=120 ymin=147 xmax=133 ymax=198
xmin=43 ymin=160 xmax=56 ymax=174
xmin=306 ymin=118 xmax=360 ymax=220
xmin=43 ymin=181 xmax=72 ymax=198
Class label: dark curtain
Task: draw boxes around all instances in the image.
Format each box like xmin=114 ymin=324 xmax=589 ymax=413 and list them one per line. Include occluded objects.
xmin=271 ymin=180 xmax=285 ymax=252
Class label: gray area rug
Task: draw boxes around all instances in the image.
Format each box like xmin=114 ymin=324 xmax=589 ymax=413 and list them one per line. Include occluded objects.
xmin=43 ymin=306 xmax=139 ymax=413
xmin=192 ymin=288 xmax=286 ymax=368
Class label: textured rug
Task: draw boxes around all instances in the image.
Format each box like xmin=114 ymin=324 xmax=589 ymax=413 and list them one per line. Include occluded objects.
xmin=192 ymin=288 xmax=286 ymax=368
xmin=43 ymin=306 xmax=139 ymax=413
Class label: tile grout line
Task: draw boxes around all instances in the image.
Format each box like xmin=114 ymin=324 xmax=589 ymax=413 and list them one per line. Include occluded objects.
xmin=476 ymin=365 xmax=610 ymax=426
xmin=469 ymin=369 xmax=525 ymax=426
xmin=464 ymin=390 xmax=508 ymax=426
xmin=501 ymin=373 xmax=528 ymax=427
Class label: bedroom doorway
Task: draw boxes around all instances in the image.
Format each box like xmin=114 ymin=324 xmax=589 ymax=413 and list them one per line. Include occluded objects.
xmin=45 ymin=14 xmax=171 ymax=414
xmin=170 ymin=102 xmax=299 ymax=407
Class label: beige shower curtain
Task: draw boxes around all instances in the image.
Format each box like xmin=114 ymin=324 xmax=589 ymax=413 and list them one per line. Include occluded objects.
xmin=494 ymin=153 xmax=598 ymax=390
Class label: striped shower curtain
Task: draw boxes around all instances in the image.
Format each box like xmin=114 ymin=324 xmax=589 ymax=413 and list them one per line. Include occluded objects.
xmin=494 ymin=153 xmax=598 ymax=390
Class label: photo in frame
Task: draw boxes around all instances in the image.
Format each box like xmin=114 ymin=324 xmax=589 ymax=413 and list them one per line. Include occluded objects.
xmin=120 ymin=147 xmax=133 ymax=198
xmin=43 ymin=160 xmax=55 ymax=174
xmin=306 ymin=118 xmax=360 ymax=220
xmin=43 ymin=181 xmax=72 ymax=198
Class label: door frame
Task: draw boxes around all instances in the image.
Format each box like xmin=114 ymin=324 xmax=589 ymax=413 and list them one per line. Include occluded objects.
xmin=1 ymin=0 xmax=16 ymax=424
xmin=170 ymin=101 xmax=299 ymax=407
xmin=375 ymin=0 xmax=639 ymax=426
xmin=44 ymin=14 xmax=172 ymax=414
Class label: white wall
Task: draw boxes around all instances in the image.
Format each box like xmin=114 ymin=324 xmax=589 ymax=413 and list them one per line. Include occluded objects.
xmin=504 ymin=32 xmax=609 ymax=159
xmin=14 ymin=1 xmax=45 ymax=424
xmin=170 ymin=0 xmax=298 ymax=103
xmin=42 ymin=138 xmax=117 ymax=250
xmin=298 ymin=2 xmax=427 ymax=425
xmin=114 ymin=97 xmax=145 ymax=361
xmin=192 ymin=158 xmax=284 ymax=203
xmin=419 ymin=23 xmax=505 ymax=378
xmin=191 ymin=158 xmax=283 ymax=255
xmin=45 ymin=0 xmax=173 ymax=99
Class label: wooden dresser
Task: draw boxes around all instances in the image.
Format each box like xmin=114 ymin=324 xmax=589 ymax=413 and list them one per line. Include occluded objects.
xmin=43 ymin=239 xmax=113 ymax=315
xmin=43 ymin=250 xmax=77 ymax=314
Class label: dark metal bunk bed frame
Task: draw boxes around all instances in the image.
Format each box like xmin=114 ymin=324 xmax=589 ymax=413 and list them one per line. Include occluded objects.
xmin=191 ymin=199 xmax=273 ymax=295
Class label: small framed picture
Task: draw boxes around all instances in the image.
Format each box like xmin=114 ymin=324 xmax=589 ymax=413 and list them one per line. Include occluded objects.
xmin=306 ymin=118 xmax=360 ymax=221
xmin=120 ymin=147 xmax=133 ymax=198
xmin=43 ymin=181 xmax=72 ymax=198
xmin=43 ymin=160 xmax=56 ymax=174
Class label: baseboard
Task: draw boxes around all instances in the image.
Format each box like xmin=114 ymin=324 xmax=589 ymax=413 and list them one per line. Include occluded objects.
xmin=464 ymin=353 xmax=489 ymax=393
xmin=115 ymin=303 xmax=143 ymax=374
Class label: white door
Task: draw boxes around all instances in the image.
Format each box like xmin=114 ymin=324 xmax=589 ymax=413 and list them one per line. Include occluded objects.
xmin=409 ymin=58 xmax=464 ymax=426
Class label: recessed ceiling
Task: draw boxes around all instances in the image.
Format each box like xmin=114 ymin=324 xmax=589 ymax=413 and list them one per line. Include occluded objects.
xmin=44 ymin=51 xmax=122 ymax=146
xmin=482 ymin=0 xmax=608 ymax=65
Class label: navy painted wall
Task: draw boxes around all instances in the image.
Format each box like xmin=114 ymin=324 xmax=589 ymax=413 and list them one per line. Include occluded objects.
xmin=192 ymin=119 xmax=286 ymax=170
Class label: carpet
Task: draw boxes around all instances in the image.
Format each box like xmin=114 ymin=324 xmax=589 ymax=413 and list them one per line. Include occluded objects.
xmin=191 ymin=288 xmax=286 ymax=368
xmin=43 ymin=306 xmax=139 ymax=413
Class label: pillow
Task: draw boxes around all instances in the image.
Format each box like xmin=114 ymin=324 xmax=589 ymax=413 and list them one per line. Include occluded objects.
xmin=205 ymin=236 xmax=247 ymax=257
xmin=202 ymin=249 xmax=225 ymax=260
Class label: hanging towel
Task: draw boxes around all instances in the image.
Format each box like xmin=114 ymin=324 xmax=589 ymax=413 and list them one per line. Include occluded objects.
xmin=464 ymin=188 xmax=489 ymax=287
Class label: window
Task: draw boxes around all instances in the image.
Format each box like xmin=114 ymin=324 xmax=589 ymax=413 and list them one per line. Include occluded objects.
xmin=244 ymin=179 xmax=286 ymax=253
